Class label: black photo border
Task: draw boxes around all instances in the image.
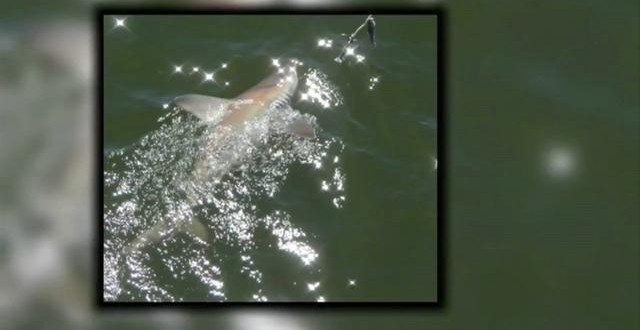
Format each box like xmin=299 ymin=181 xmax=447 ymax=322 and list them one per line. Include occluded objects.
xmin=96 ymin=5 xmax=447 ymax=309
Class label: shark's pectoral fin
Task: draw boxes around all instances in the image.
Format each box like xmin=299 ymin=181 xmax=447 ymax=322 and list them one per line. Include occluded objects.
xmin=172 ymin=94 xmax=232 ymax=122
xmin=179 ymin=217 xmax=209 ymax=244
xmin=276 ymin=106 xmax=317 ymax=139
xmin=123 ymin=217 xmax=209 ymax=256
xmin=124 ymin=220 xmax=169 ymax=255
xmin=287 ymin=116 xmax=317 ymax=139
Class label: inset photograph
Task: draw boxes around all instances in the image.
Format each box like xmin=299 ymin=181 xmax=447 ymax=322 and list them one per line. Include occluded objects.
xmin=101 ymin=11 xmax=441 ymax=303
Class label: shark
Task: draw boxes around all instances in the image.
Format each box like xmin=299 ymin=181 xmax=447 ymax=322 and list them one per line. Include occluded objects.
xmin=124 ymin=63 xmax=317 ymax=254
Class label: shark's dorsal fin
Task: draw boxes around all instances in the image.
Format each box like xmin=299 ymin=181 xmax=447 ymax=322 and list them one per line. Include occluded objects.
xmin=172 ymin=94 xmax=232 ymax=122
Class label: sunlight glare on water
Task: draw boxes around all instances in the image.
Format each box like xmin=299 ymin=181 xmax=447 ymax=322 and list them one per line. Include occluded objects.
xmin=298 ymin=69 xmax=343 ymax=109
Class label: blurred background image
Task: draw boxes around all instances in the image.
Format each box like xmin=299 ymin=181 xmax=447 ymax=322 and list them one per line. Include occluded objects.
xmin=0 ymin=0 xmax=638 ymax=329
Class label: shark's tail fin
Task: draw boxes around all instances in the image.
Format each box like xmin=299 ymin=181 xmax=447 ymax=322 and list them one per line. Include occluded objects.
xmin=123 ymin=217 xmax=209 ymax=256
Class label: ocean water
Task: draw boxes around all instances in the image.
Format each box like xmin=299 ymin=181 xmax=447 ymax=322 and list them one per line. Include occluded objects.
xmin=102 ymin=15 xmax=438 ymax=302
